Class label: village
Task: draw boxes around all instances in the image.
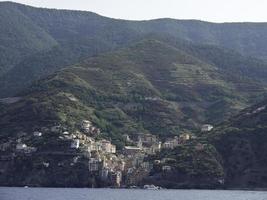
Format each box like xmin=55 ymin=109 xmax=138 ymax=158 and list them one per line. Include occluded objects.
xmin=0 ymin=119 xmax=214 ymax=188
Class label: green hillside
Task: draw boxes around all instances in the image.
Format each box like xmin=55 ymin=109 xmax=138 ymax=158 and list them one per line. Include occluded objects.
xmin=0 ymin=2 xmax=57 ymax=75
xmin=1 ymin=39 xmax=267 ymax=145
xmin=2 ymin=2 xmax=267 ymax=189
xmin=200 ymin=99 xmax=267 ymax=188
xmin=138 ymin=97 xmax=267 ymax=189
xmin=2 ymin=2 xmax=267 ymax=97
xmin=14 ymin=1 xmax=267 ymax=60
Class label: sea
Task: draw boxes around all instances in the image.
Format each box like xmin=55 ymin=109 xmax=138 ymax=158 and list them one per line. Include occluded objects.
xmin=0 ymin=187 xmax=267 ymax=200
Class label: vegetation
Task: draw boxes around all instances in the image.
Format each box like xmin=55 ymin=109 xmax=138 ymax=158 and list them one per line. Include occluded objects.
xmin=2 ymin=1 xmax=267 ymax=189
xmin=145 ymin=141 xmax=224 ymax=188
xmin=2 ymin=2 xmax=267 ymax=97
xmin=2 ymin=39 xmax=267 ymax=142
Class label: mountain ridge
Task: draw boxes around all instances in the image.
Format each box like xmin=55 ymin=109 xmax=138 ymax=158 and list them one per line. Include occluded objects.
xmin=2 ymin=1 xmax=267 ymax=97
xmin=1 ymin=39 xmax=267 ymax=140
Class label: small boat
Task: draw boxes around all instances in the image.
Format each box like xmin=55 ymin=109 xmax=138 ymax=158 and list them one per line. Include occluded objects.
xmin=143 ymin=185 xmax=159 ymax=190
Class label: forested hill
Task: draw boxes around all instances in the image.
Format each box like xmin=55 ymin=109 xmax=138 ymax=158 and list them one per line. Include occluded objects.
xmin=204 ymin=98 xmax=267 ymax=188
xmin=5 ymin=1 xmax=267 ymax=60
xmin=3 ymin=1 xmax=267 ymax=189
xmin=2 ymin=2 xmax=267 ymax=97
xmin=1 ymin=39 xmax=267 ymax=143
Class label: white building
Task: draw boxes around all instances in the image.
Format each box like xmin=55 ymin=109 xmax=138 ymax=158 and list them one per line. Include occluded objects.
xmin=16 ymin=143 xmax=27 ymax=150
xmin=16 ymin=143 xmax=37 ymax=153
xmin=33 ymin=131 xmax=42 ymax=137
xmin=81 ymin=120 xmax=92 ymax=131
xmin=71 ymin=139 xmax=80 ymax=149
xmin=141 ymin=162 xmax=152 ymax=171
xmin=162 ymin=165 xmax=172 ymax=172
xmin=63 ymin=131 xmax=69 ymax=135
xmin=180 ymin=133 xmax=191 ymax=141
xmin=122 ymin=134 xmax=131 ymax=142
xmin=111 ymin=171 xmax=122 ymax=187
xmin=163 ymin=137 xmax=180 ymax=149
xmin=124 ymin=146 xmax=142 ymax=156
xmin=100 ymin=168 xmax=109 ymax=180
xmin=101 ymin=140 xmax=111 ymax=152
xmin=110 ymin=145 xmax=116 ymax=154
xmin=201 ymin=124 xmax=214 ymax=132
xmin=163 ymin=141 xmax=173 ymax=149
xmin=88 ymin=158 xmax=99 ymax=172
xmin=100 ymin=140 xmax=116 ymax=154
xmin=43 ymin=162 xmax=50 ymax=168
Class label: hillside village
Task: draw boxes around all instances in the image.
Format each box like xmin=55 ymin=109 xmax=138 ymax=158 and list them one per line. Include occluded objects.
xmin=0 ymin=118 xmax=214 ymax=188
xmin=3 ymin=1 xmax=267 ymax=191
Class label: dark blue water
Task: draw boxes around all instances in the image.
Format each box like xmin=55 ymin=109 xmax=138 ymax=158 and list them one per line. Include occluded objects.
xmin=0 ymin=187 xmax=267 ymax=200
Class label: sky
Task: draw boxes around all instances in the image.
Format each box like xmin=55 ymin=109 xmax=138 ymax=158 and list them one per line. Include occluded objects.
xmin=2 ymin=0 xmax=267 ymax=22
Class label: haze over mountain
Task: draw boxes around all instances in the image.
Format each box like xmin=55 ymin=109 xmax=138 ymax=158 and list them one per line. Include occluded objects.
xmin=2 ymin=1 xmax=267 ymax=189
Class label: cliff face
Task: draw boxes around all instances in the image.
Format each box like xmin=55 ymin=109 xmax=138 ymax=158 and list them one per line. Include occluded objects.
xmin=2 ymin=117 xmax=267 ymax=189
xmin=135 ymin=101 xmax=267 ymax=189
xmin=209 ymin=101 xmax=267 ymax=188
xmin=212 ymin=131 xmax=267 ymax=188
xmin=0 ymin=138 xmax=225 ymax=188
xmin=142 ymin=142 xmax=224 ymax=189
xmin=0 ymin=154 xmax=93 ymax=187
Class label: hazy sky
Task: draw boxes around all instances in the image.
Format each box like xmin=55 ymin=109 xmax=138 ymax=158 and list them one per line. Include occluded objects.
xmin=2 ymin=0 xmax=267 ymax=22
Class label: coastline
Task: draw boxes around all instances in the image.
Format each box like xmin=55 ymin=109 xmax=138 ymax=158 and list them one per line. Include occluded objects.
xmin=1 ymin=186 xmax=267 ymax=192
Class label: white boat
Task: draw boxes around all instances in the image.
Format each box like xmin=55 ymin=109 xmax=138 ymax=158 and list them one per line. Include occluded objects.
xmin=143 ymin=185 xmax=159 ymax=190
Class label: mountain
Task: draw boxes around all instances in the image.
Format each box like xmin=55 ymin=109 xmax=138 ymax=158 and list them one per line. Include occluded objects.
xmin=1 ymin=39 xmax=267 ymax=144
xmin=148 ymin=96 xmax=267 ymax=189
xmin=204 ymin=98 xmax=267 ymax=188
xmin=133 ymin=97 xmax=267 ymax=189
xmin=2 ymin=2 xmax=267 ymax=97
xmin=0 ymin=2 xmax=57 ymax=75
xmin=12 ymin=1 xmax=267 ymax=60
xmin=2 ymin=38 xmax=267 ymax=188
xmin=2 ymin=1 xmax=267 ymax=189
xmin=0 ymin=2 xmax=143 ymax=97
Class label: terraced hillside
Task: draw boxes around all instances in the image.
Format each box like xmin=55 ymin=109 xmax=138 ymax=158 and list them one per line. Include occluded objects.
xmin=2 ymin=2 xmax=267 ymax=97
xmin=1 ymin=39 xmax=267 ymax=145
